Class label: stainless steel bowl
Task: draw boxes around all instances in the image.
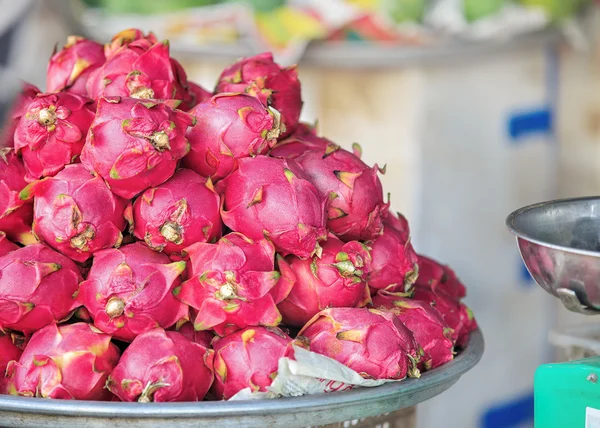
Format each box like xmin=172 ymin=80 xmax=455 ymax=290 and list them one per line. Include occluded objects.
xmin=506 ymin=196 xmax=600 ymax=314
xmin=0 ymin=329 xmax=483 ymax=428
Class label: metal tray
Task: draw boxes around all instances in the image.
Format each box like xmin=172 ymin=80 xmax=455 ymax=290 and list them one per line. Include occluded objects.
xmin=507 ymin=196 xmax=600 ymax=314
xmin=0 ymin=329 xmax=483 ymax=428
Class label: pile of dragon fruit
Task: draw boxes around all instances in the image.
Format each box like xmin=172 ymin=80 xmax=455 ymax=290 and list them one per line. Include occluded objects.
xmin=0 ymin=28 xmax=477 ymax=403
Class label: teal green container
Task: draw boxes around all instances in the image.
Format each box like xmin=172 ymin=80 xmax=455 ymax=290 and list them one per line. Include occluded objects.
xmin=535 ymin=357 xmax=600 ymax=427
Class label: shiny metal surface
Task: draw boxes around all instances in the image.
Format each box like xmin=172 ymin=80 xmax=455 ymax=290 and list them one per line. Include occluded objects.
xmin=506 ymin=196 xmax=600 ymax=314
xmin=0 ymin=330 xmax=483 ymax=428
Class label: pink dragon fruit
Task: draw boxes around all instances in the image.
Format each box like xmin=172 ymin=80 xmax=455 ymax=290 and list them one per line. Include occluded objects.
xmin=183 ymin=93 xmax=284 ymax=181
xmin=211 ymin=326 xmax=292 ymax=399
xmin=78 ymin=242 xmax=189 ymax=342
xmin=219 ymin=156 xmax=327 ymax=258
xmin=86 ymin=31 xmax=190 ymax=103
xmin=174 ymin=321 xmax=215 ymax=348
xmin=269 ymin=125 xmax=333 ymax=159
xmin=132 ymin=168 xmax=222 ymax=255
xmin=20 ymin=164 xmax=130 ymax=262
xmin=412 ymin=286 xmax=477 ymax=348
xmin=278 ymin=234 xmax=372 ymax=327
xmin=0 ymin=334 xmax=22 ymax=394
xmin=14 ymin=92 xmax=95 ymax=181
xmin=285 ymin=144 xmax=388 ymax=241
xmin=298 ymin=307 xmax=423 ymax=379
xmin=384 ymin=210 xmax=410 ymax=242
xmin=216 ymin=52 xmax=302 ymax=138
xmin=80 ymin=96 xmax=194 ymax=199
xmin=0 ymin=232 xmax=18 ymax=256
xmin=0 ymin=83 xmax=40 ymax=148
xmin=415 ymin=254 xmax=467 ymax=301
xmin=0 ymin=148 xmax=34 ymax=245
xmin=371 ymin=291 xmax=454 ymax=370
xmin=187 ymin=81 xmax=212 ymax=108
xmin=46 ymin=36 xmax=106 ymax=96
xmin=106 ymin=328 xmax=213 ymax=402
xmin=0 ymin=244 xmax=82 ymax=334
xmin=175 ymin=233 xmax=292 ymax=336
xmin=5 ymin=322 xmax=120 ymax=400
xmin=366 ymin=219 xmax=419 ymax=294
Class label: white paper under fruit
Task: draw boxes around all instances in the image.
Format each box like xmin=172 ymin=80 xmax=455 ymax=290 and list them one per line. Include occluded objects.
xmin=229 ymin=345 xmax=401 ymax=401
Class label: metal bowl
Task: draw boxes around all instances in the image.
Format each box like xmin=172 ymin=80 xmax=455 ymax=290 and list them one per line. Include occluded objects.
xmin=0 ymin=329 xmax=483 ymax=428
xmin=506 ymin=196 xmax=600 ymax=314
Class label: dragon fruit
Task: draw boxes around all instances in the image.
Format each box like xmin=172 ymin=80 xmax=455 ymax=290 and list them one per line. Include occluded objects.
xmin=211 ymin=326 xmax=292 ymax=400
xmin=5 ymin=322 xmax=119 ymax=400
xmin=174 ymin=321 xmax=215 ymax=348
xmin=132 ymin=168 xmax=222 ymax=255
xmin=366 ymin=219 xmax=419 ymax=294
xmin=219 ymin=156 xmax=327 ymax=258
xmin=20 ymin=164 xmax=129 ymax=262
xmin=286 ymin=144 xmax=388 ymax=241
xmin=175 ymin=233 xmax=290 ymax=336
xmin=384 ymin=210 xmax=410 ymax=242
xmin=298 ymin=308 xmax=422 ymax=379
xmin=78 ymin=242 xmax=189 ymax=342
xmin=278 ymin=234 xmax=371 ymax=327
xmin=216 ymin=52 xmax=302 ymax=138
xmin=0 ymin=232 xmax=18 ymax=256
xmin=14 ymin=92 xmax=95 ymax=181
xmin=0 ymin=83 xmax=40 ymax=148
xmin=46 ymin=36 xmax=106 ymax=96
xmin=0 ymin=149 xmax=34 ymax=245
xmin=412 ymin=286 xmax=477 ymax=348
xmin=0 ymin=244 xmax=82 ymax=334
xmin=415 ymin=254 xmax=467 ymax=301
xmin=269 ymin=125 xmax=333 ymax=159
xmin=372 ymin=291 xmax=454 ymax=370
xmin=0 ymin=334 xmax=22 ymax=394
xmin=106 ymin=328 xmax=213 ymax=402
xmin=80 ymin=96 xmax=194 ymax=199
xmin=186 ymin=81 xmax=212 ymax=110
xmin=183 ymin=93 xmax=283 ymax=181
xmin=86 ymin=31 xmax=190 ymax=103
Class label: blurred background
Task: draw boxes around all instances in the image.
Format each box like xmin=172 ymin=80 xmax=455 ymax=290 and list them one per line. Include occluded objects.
xmin=3 ymin=0 xmax=600 ymax=426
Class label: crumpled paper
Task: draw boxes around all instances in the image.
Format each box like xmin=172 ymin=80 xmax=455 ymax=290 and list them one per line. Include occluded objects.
xmin=229 ymin=345 xmax=403 ymax=401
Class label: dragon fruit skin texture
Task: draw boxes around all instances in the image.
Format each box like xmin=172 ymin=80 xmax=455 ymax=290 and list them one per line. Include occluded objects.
xmin=269 ymin=125 xmax=333 ymax=159
xmin=0 ymin=149 xmax=34 ymax=245
xmin=0 ymin=83 xmax=40 ymax=149
xmin=106 ymin=328 xmax=214 ymax=402
xmin=186 ymin=81 xmax=212 ymax=109
xmin=175 ymin=233 xmax=291 ymax=336
xmin=86 ymin=33 xmax=190 ymax=104
xmin=132 ymin=168 xmax=222 ymax=255
xmin=219 ymin=156 xmax=327 ymax=259
xmin=412 ymin=286 xmax=477 ymax=348
xmin=183 ymin=93 xmax=283 ymax=181
xmin=298 ymin=308 xmax=423 ymax=380
xmin=0 ymin=244 xmax=82 ymax=334
xmin=287 ymin=144 xmax=388 ymax=242
xmin=80 ymin=96 xmax=194 ymax=199
xmin=46 ymin=36 xmax=106 ymax=96
xmin=174 ymin=321 xmax=215 ymax=348
xmin=0 ymin=232 xmax=18 ymax=257
xmin=278 ymin=234 xmax=371 ymax=327
xmin=21 ymin=164 xmax=130 ymax=263
xmin=216 ymin=52 xmax=302 ymax=138
xmin=416 ymin=254 xmax=467 ymax=301
xmin=0 ymin=335 xmax=22 ymax=394
xmin=6 ymin=322 xmax=120 ymax=400
xmin=371 ymin=291 xmax=454 ymax=370
xmin=14 ymin=92 xmax=95 ymax=181
xmin=366 ymin=219 xmax=419 ymax=294
xmin=211 ymin=326 xmax=292 ymax=400
xmin=78 ymin=242 xmax=189 ymax=342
